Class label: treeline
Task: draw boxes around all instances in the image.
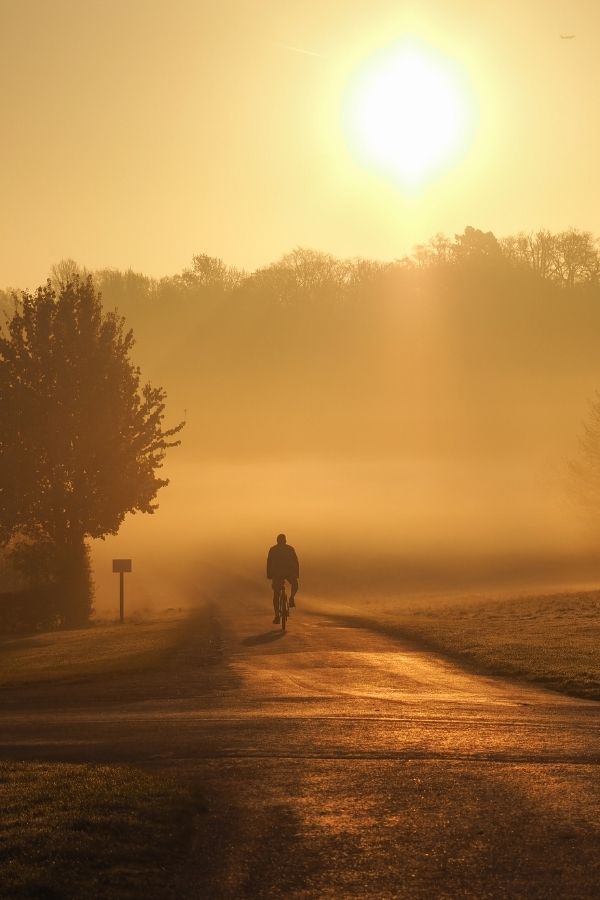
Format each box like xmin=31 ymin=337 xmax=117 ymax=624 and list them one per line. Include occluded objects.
xmin=3 ymin=227 xmax=600 ymax=351
xmin=3 ymin=226 xmax=600 ymax=463
xmin=411 ymin=226 xmax=600 ymax=287
xmin=4 ymin=225 xmax=600 ymax=322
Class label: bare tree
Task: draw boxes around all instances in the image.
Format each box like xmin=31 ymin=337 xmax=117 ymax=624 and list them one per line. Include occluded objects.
xmin=49 ymin=258 xmax=90 ymax=293
xmin=551 ymin=229 xmax=600 ymax=287
xmin=250 ymin=248 xmax=351 ymax=303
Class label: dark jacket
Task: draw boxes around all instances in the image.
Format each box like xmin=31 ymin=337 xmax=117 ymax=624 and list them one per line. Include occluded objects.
xmin=267 ymin=543 xmax=300 ymax=579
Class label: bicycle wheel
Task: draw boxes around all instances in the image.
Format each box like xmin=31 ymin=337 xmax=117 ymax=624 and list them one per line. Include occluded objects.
xmin=280 ymin=588 xmax=288 ymax=632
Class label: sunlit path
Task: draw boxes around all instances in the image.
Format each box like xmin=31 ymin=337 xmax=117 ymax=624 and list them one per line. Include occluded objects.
xmin=1 ymin=597 xmax=598 ymax=897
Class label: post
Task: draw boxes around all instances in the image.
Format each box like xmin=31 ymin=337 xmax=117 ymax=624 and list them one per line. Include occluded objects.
xmin=112 ymin=559 xmax=132 ymax=624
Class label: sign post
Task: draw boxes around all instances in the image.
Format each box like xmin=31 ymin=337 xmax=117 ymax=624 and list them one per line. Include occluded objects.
xmin=112 ymin=559 xmax=132 ymax=623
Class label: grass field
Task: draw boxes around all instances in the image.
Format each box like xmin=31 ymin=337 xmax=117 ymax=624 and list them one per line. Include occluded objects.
xmin=309 ymin=590 xmax=600 ymax=701
xmin=0 ymin=612 xmax=186 ymax=689
xmin=0 ymin=761 xmax=195 ymax=899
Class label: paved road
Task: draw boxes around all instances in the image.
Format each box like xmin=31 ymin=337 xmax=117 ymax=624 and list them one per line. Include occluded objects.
xmin=2 ymin=597 xmax=599 ymax=898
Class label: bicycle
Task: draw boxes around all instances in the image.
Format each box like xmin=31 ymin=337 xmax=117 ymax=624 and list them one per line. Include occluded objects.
xmin=276 ymin=582 xmax=290 ymax=632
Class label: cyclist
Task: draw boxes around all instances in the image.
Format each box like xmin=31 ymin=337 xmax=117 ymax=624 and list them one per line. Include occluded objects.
xmin=267 ymin=533 xmax=300 ymax=624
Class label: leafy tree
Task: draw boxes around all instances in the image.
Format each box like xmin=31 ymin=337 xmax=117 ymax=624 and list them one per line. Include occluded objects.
xmin=0 ymin=277 xmax=183 ymax=626
xmin=0 ymin=288 xmax=14 ymax=322
xmin=452 ymin=226 xmax=502 ymax=261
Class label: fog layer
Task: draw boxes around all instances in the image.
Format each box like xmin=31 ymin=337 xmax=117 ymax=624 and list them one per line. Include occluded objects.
xmin=83 ymin=232 xmax=600 ymax=610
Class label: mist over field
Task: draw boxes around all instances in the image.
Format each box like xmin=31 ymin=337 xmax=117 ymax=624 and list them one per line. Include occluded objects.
xmin=92 ymin=461 xmax=599 ymax=616
xmin=76 ymin=232 xmax=600 ymax=612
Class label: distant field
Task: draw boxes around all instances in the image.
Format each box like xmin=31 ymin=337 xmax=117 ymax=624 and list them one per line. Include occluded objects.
xmin=0 ymin=613 xmax=186 ymax=688
xmin=0 ymin=761 xmax=195 ymax=898
xmin=309 ymin=590 xmax=600 ymax=701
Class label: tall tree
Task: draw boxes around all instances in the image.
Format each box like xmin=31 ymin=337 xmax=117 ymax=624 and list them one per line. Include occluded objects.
xmin=0 ymin=277 xmax=183 ymax=626
xmin=452 ymin=226 xmax=502 ymax=261
xmin=250 ymin=248 xmax=350 ymax=304
xmin=183 ymin=254 xmax=243 ymax=290
xmin=551 ymin=229 xmax=600 ymax=287
xmin=49 ymin=258 xmax=90 ymax=292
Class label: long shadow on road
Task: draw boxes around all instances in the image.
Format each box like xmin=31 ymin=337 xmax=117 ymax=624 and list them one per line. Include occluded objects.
xmin=241 ymin=630 xmax=287 ymax=647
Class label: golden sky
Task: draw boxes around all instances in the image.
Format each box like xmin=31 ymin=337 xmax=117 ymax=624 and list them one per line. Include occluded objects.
xmin=1 ymin=0 xmax=598 ymax=287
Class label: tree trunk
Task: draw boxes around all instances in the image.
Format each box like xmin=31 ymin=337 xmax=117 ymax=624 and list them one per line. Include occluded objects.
xmin=55 ymin=537 xmax=93 ymax=628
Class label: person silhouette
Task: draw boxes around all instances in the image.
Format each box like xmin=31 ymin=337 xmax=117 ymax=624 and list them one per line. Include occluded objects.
xmin=267 ymin=533 xmax=300 ymax=624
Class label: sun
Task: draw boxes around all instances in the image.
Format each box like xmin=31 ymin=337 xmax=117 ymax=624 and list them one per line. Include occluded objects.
xmin=344 ymin=39 xmax=475 ymax=189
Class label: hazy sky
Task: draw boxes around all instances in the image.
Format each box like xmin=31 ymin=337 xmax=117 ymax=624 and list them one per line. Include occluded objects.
xmin=1 ymin=0 xmax=598 ymax=287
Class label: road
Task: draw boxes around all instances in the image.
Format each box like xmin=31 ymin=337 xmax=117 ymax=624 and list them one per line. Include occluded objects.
xmin=1 ymin=596 xmax=599 ymax=898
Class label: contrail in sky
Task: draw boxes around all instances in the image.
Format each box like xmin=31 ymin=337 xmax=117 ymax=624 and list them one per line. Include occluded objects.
xmin=274 ymin=42 xmax=325 ymax=59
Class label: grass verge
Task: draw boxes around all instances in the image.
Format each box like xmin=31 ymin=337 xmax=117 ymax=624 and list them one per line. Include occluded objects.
xmin=0 ymin=761 xmax=196 ymax=899
xmin=0 ymin=613 xmax=186 ymax=689
xmin=308 ymin=590 xmax=600 ymax=701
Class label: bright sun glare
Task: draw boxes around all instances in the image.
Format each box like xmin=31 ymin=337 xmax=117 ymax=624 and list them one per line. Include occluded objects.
xmin=345 ymin=40 xmax=475 ymax=189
